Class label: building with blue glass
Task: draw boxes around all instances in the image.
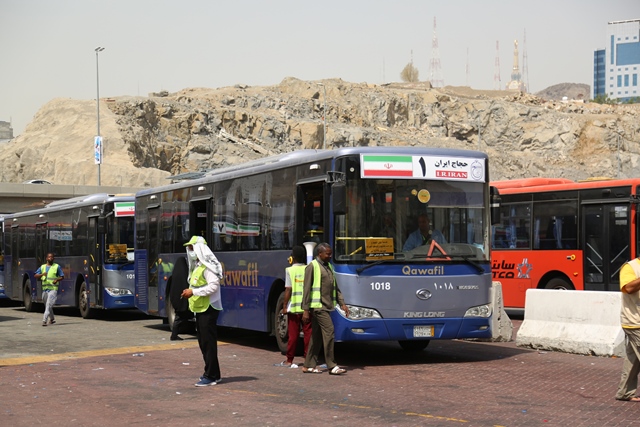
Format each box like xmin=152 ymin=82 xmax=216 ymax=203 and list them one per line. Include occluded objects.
xmin=593 ymin=19 xmax=640 ymax=102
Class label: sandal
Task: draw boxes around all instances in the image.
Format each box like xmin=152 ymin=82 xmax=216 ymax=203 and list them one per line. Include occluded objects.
xmin=302 ymin=367 xmax=322 ymax=374
xmin=329 ymin=366 xmax=346 ymax=375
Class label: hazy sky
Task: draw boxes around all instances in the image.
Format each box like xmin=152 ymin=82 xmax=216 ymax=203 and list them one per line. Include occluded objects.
xmin=2 ymin=0 xmax=639 ymax=136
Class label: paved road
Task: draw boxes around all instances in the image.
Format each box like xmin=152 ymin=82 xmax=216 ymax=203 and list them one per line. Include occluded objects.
xmin=1 ymin=300 xmax=639 ymax=426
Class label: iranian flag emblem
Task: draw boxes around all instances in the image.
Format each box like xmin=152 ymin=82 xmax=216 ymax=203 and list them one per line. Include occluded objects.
xmin=362 ymin=155 xmax=413 ymax=177
xmin=114 ymin=202 xmax=135 ymax=217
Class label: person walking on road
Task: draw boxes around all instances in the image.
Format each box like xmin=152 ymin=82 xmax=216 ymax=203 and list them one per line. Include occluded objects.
xmin=180 ymin=236 xmax=224 ymax=387
xmin=301 ymin=242 xmax=349 ymax=375
xmin=168 ymin=256 xmax=193 ymax=341
xmin=276 ymin=246 xmax=312 ymax=368
xmin=35 ymin=253 xmax=64 ymax=327
xmin=615 ymin=256 xmax=640 ymax=402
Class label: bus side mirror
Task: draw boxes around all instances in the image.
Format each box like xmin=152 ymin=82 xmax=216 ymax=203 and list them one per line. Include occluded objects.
xmin=333 ymin=182 xmax=347 ymax=215
xmin=490 ymin=186 xmax=501 ymax=225
xmin=97 ymin=216 xmax=106 ymax=234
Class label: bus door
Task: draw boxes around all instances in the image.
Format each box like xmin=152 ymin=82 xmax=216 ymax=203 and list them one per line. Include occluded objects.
xmin=189 ymin=199 xmax=211 ymax=244
xmin=87 ymin=216 xmax=103 ymax=307
xmin=297 ymin=180 xmax=327 ymax=251
xmin=35 ymin=223 xmax=47 ymax=298
xmin=582 ymin=203 xmax=630 ymax=291
xmin=10 ymin=224 xmax=20 ymax=299
xmin=147 ymin=206 xmax=161 ymax=313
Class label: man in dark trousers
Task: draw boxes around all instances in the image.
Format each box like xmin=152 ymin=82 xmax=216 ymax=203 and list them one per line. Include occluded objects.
xmin=181 ymin=236 xmax=224 ymax=387
xmin=168 ymin=256 xmax=192 ymax=341
xmin=301 ymin=242 xmax=349 ymax=375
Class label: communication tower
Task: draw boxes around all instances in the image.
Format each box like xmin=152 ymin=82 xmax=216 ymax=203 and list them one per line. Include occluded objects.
xmin=429 ymin=17 xmax=444 ymax=88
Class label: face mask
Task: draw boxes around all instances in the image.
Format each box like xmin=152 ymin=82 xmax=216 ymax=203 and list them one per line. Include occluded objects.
xmin=187 ymin=250 xmax=198 ymax=260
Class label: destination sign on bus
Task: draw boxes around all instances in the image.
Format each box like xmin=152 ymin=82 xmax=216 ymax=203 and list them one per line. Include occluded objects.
xmin=361 ymin=154 xmax=485 ymax=182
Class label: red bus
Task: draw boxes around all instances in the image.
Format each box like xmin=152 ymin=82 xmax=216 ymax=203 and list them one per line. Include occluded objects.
xmin=491 ymin=177 xmax=638 ymax=311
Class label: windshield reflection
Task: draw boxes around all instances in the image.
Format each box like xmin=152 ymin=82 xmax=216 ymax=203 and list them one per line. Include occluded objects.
xmin=334 ymin=178 xmax=488 ymax=263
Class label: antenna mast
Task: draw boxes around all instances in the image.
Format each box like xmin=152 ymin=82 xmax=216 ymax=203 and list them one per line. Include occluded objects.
xmin=429 ymin=17 xmax=444 ymax=87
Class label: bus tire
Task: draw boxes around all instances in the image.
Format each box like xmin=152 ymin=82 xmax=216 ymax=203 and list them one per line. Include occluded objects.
xmin=398 ymin=340 xmax=430 ymax=352
xmin=166 ymin=297 xmax=176 ymax=331
xmin=79 ymin=282 xmax=96 ymax=319
xmin=275 ymin=292 xmax=288 ymax=354
xmin=24 ymin=283 xmax=35 ymax=312
xmin=544 ymin=277 xmax=574 ymax=291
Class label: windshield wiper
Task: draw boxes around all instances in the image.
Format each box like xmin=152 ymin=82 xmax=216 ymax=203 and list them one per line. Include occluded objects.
xmin=356 ymin=260 xmax=388 ymax=274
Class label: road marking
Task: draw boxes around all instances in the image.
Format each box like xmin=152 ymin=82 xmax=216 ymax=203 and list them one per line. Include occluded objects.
xmin=230 ymin=390 xmax=470 ymax=423
xmin=0 ymin=341 xmax=231 ymax=366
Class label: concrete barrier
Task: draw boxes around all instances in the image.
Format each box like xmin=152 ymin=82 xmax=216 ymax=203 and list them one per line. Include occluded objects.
xmin=516 ymin=289 xmax=625 ymax=357
xmin=490 ymin=282 xmax=513 ymax=341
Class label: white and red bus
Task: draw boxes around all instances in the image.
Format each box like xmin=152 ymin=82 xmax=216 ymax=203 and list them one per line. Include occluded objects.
xmin=491 ymin=177 xmax=638 ymax=311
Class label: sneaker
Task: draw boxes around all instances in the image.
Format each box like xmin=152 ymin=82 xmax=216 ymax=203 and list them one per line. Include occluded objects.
xmin=199 ymin=375 xmax=222 ymax=383
xmin=42 ymin=322 xmax=47 ymax=327
xmin=195 ymin=377 xmax=216 ymax=387
xmin=170 ymin=336 xmax=183 ymax=341
xmin=49 ymin=320 xmax=56 ymax=325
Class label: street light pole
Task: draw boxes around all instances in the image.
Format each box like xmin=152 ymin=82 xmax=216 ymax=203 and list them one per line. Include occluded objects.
xmin=317 ymin=82 xmax=326 ymax=149
xmin=95 ymin=46 xmax=105 ymax=186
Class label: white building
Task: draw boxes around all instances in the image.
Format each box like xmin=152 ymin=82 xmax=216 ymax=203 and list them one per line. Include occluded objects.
xmin=593 ymin=19 xmax=640 ymax=102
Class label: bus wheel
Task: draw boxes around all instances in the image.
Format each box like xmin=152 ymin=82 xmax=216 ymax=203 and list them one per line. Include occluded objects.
xmin=166 ymin=297 xmax=176 ymax=331
xmin=275 ymin=292 xmax=289 ymax=354
xmin=544 ymin=277 xmax=574 ymax=291
xmin=398 ymin=340 xmax=430 ymax=352
xmin=24 ymin=283 xmax=34 ymax=312
xmin=79 ymin=282 xmax=96 ymax=319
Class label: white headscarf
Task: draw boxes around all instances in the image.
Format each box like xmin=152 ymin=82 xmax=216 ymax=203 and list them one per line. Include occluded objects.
xmin=186 ymin=236 xmax=224 ymax=283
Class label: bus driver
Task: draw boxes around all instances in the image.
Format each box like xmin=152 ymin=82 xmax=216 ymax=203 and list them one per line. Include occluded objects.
xmin=403 ymin=214 xmax=446 ymax=251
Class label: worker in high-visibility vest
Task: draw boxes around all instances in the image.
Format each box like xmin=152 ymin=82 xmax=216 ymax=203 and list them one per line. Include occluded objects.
xmin=301 ymin=242 xmax=349 ymax=375
xmin=34 ymin=253 xmax=64 ymax=327
xmin=181 ymin=236 xmax=224 ymax=387
xmin=276 ymin=246 xmax=311 ymax=368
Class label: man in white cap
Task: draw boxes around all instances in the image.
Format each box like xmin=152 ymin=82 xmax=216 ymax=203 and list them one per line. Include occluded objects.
xmin=180 ymin=236 xmax=224 ymax=387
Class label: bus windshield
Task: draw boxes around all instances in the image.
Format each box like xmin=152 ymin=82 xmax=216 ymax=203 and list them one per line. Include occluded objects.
xmin=106 ymin=215 xmax=134 ymax=263
xmin=334 ymin=178 xmax=488 ymax=262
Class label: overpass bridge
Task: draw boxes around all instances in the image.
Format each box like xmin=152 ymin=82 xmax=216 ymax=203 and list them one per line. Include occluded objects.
xmin=0 ymin=183 xmax=144 ymax=214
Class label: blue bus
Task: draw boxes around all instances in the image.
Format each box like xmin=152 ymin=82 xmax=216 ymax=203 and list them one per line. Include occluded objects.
xmin=0 ymin=216 xmax=5 ymax=299
xmin=3 ymin=194 xmax=136 ymax=317
xmin=135 ymin=147 xmax=497 ymax=351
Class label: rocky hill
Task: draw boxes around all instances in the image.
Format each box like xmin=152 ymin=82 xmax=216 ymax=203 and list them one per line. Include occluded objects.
xmin=1 ymin=77 xmax=638 ymax=188
xmin=535 ymin=83 xmax=591 ymax=101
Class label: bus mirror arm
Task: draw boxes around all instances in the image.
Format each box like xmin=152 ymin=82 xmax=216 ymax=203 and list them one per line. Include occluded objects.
xmin=97 ymin=216 xmax=106 ymax=234
xmin=490 ymin=186 xmax=501 ymax=225
xmin=332 ymin=182 xmax=347 ymax=215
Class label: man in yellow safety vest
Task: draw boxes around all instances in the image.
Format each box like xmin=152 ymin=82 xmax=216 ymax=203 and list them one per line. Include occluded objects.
xmin=276 ymin=246 xmax=311 ymax=368
xmin=35 ymin=253 xmax=64 ymax=327
xmin=180 ymin=236 xmax=224 ymax=387
xmin=301 ymin=242 xmax=349 ymax=375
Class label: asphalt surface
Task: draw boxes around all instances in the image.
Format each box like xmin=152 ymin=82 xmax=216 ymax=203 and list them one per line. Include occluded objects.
xmin=1 ymin=299 xmax=639 ymax=427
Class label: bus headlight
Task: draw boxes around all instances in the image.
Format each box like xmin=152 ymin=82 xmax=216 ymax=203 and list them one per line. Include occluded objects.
xmin=336 ymin=304 xmax=382 ymax=320
xmin=105 ymin=288 xmax=133 ymax=297
xmin=464 ymin=304 xmax=492 ymax=318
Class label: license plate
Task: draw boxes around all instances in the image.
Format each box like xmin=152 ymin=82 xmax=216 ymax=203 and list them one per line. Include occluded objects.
xmin=413 ymin=325 xmax=434 ymax=338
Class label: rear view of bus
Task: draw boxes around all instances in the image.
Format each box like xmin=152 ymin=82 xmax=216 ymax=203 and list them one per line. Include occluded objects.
xmin=330 ymin=150 xmax=493 ymax=350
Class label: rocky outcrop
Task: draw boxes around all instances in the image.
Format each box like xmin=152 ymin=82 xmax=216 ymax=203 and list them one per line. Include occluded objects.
xmin=0 ymin=77 xmax=638 ymax=187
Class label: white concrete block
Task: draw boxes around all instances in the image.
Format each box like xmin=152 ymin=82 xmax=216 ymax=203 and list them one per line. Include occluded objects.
xmin=516 ymin=289 xmax=625 ymax=357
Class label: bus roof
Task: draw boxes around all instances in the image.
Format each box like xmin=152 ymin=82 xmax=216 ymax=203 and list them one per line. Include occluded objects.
xmin=139 ymin=147 xmax=488 ymax=196
xmin=492 ymin=177 xmax=640 ymax=194
xmin=5 ymin=193 xmax=134 ymax=219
